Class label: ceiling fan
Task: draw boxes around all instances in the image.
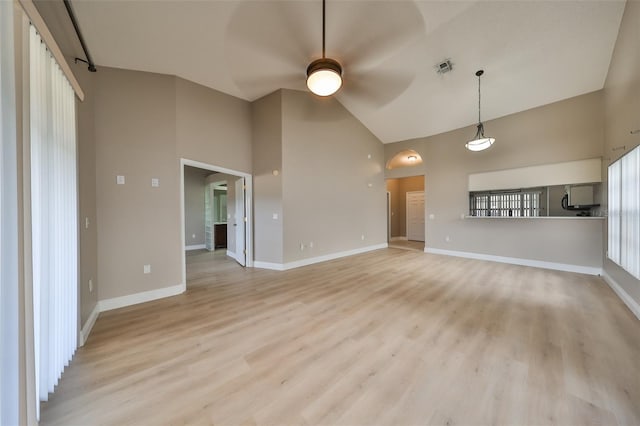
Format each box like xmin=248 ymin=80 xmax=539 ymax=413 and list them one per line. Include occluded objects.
xmin=225 ymin=0 xmax=426 ymax=107
xmin=305 ymin=0 xmax=342 ymax=97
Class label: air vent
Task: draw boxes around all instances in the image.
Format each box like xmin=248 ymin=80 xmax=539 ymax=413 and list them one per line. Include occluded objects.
xmin=436 ymin=59 xmax=453 ymax=74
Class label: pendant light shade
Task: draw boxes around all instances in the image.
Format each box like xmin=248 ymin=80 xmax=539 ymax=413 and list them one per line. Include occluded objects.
xmin=307 ymin=0 xmax=343 ymax=97
xmin=307 ymin=58 xmax=342 ymax=96
xmin=465 ymin=123 xmax=495 ymax=151
xmin=465 ymin=70 xmax=495 ymax=152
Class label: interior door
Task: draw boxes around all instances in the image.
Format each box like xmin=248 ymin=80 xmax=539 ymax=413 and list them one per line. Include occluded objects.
xmin=406 ymin=191 xmax=425 ymax=242
xmin=204 ymin=183 xmax=214 ymax=251
xmin=234 ymin=177 xmax=246 ymax=266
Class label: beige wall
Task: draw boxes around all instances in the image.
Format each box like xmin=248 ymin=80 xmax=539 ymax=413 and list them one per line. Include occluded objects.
xmin=184 ymin=166 xmax=208 ymax=247
xmin=386 ymin=176 xmax=425 ymax=238
xmin=251 ymin=91 xmax=284 ymax=264
xmin=281 ymin=90 xmax=386 ymax=262
xmin=94 ymin=67 xmax=253 ymax=301
xmin=602 ymin=1 xmax=640 ymax=305
xmin=385 ymin=91 xmax=604 ymax=268
xmin=95 ymin=68 xmax=181 ymax=300
xmin=176 ymin=78 xmax=252 ymax=174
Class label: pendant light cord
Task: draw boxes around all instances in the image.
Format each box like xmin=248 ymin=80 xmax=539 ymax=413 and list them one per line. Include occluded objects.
xmin=322 ymin=0 xmax=326 ymax=58
xmin=478 ymin=73 xmax=481 ymax=124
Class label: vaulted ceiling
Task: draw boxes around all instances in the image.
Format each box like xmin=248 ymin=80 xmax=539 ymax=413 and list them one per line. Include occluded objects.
xmin=36 ymin=0 xmax=626 ymax=143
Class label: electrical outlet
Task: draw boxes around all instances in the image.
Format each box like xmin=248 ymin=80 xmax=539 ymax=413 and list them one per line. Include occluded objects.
xmin=192 ymin=234 xmax=196 ymax=239
xmin=309 ymin=241 xmax=314 ymax=248
xmin=143 ymin=264 xmax=151 ymax=274
xmin=85 ymin=217 xmax=90 ymax=229
xmin=445 ymin=236 xmax=451 ymax=242
xmin=300 ymin=243 xmax=305 ymax=251
xmin=361 ymin=235 xmax=365 ymax=241
xmin=88 ymin=279 xmax=93 ymax=293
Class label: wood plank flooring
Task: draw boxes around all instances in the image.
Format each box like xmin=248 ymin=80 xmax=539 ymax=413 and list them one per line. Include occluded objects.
xmin=41 ymin=248 xmax=640 ymax=425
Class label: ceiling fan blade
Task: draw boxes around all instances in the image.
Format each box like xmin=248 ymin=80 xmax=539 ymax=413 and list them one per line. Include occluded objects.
xmin=225 ymin=1 xmax=316 ymax=100
xmin=340 ymin=69 xmax=415 ymax=109
xmin=328 ymin=1 xmax=425 ymax=70
xmin=232 ymin=72 xmax=306 ymax=98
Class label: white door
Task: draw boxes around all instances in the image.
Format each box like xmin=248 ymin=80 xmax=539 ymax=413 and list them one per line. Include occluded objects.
xmin=406 ymin=191 xmax=425 ymax=242
xmin=204 ymin=183 xmax=214 ymax=251
xmin=234 ymin=178 xmax=246 ymax=266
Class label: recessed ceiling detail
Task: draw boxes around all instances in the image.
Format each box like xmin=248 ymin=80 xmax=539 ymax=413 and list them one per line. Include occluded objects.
xmin=386 ymin=150 xmax=423 ymax=170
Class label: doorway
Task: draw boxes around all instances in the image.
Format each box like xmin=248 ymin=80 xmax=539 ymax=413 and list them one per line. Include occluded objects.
xmin=204 ymin=180 xmax=229 ymax=252
xmin=180 ymin=159 xmax=253 ymax=288
xmin=386 ymin=175 xmax=425 ymax=251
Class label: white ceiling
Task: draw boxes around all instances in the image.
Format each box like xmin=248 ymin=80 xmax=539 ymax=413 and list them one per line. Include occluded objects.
xmin=37 ymin=0 xmax=626 ymax=143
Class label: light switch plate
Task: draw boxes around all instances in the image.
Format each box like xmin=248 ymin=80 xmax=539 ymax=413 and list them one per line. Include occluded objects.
xmin=272 ymin=213 xmax=278 ymax=220
xmin=116 ymin=175 xmax=125 ymax=185
xmin=143 ymin=264 xmax=151 ymax=274
xmin=151 ymin=178 xmax=159 ymax=187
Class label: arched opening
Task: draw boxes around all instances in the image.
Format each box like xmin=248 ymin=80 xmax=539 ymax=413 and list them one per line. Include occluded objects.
xmin=386 ymin=149 xmax=423 ymax=170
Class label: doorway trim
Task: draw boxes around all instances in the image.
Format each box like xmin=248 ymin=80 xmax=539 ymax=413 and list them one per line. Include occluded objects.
xmin=180 ymin=158 xmax=254 ymax=287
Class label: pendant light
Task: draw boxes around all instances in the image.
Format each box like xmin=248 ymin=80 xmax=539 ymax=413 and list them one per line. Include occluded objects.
xmin=306 ymin=0 xmax=343 ymax=96
xmin=465 ymin=70 xmax=495 ymax=152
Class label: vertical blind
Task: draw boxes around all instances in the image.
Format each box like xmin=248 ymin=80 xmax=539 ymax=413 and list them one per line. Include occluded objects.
xmin=29 ymin=24 xmax=78 ymax=417
xmin=608 ymin=145 xmax=640 ymax=279
xmin=469 ymin=191 xmax=541 ymax=217
xmin=1 ymin=0 xmax=20 ymax=424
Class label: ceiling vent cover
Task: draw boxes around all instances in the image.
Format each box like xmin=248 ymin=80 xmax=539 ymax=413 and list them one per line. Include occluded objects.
xmin=436 ymin=59 xmax=453 ymax=74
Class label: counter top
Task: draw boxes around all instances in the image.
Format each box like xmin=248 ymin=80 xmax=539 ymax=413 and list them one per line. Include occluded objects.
xmin=464 ymin=216 xmax=604 ymax=220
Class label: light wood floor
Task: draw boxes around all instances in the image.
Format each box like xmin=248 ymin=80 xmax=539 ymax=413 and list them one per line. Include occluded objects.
xmin=41 ymin=249 xmax=640 ymax=425
xmin=388 ymin=240 xmax=425 ymax=252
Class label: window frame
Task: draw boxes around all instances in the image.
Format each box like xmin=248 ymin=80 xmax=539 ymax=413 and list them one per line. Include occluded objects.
xmin=608 ymin=145 xmax=640 ymax=279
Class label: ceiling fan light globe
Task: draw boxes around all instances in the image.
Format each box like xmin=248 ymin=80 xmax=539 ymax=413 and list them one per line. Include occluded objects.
xmin=465 ymin=137 xmax=495 ymax=152
xmin=306 ymin=58 xmax=343 ymax=96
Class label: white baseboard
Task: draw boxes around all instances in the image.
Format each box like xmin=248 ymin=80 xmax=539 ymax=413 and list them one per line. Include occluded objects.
xmin=99 ymin=283 xmax=186 ymax=312
xmin=425 ymin=247 xmax=602 ymax=276
xmin=602 ymin=271 xmax=640 ymax=321
xmin=253 ymin=261 xmax=285 ymax=271
xmin=254 ymin=243 xmax=388 ymax=271
xmin=79 ymin=283 xmax=187 ymax=344
xmin=185 ymin=244 xmax=206 ymax=251
xmin=390 ymin=236 xmax=408 ymax=241
xmin=79 ymin=303 xmax=100 ymax=347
